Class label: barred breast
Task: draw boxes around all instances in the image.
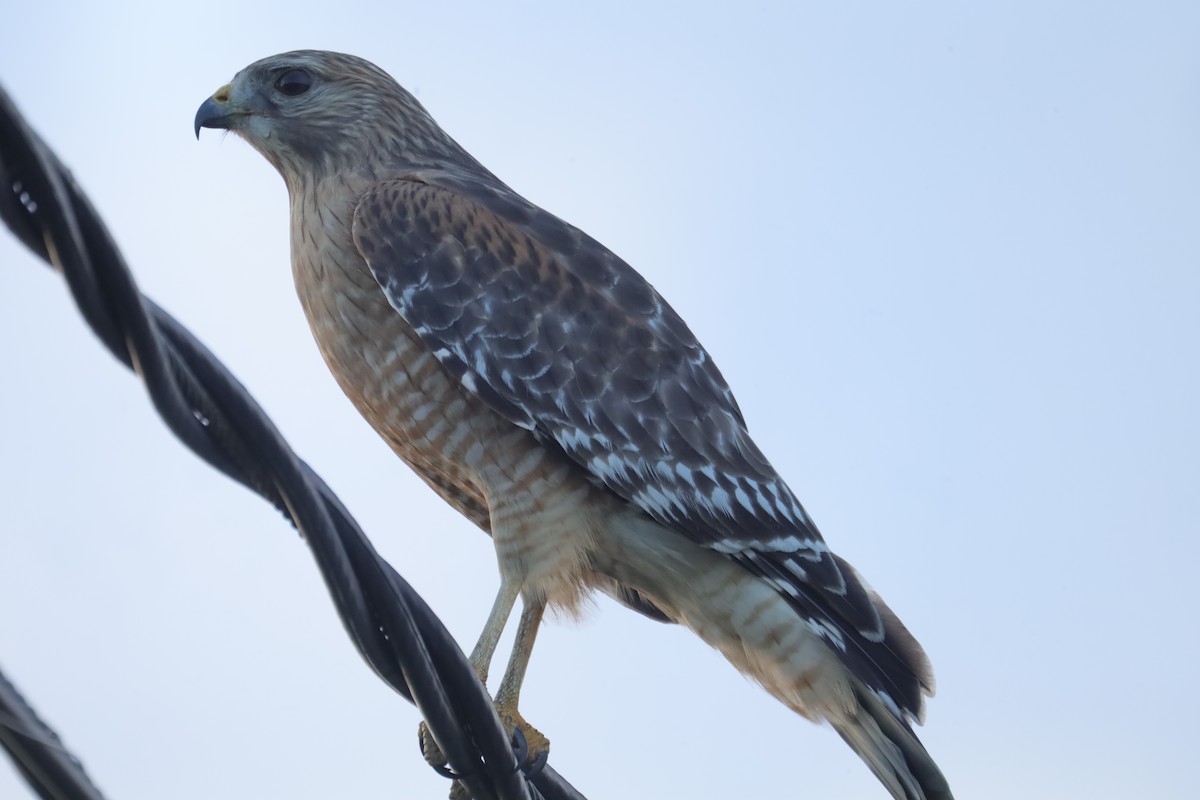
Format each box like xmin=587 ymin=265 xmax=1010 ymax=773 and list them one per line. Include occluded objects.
xmin=287 ymin=179 xmax=602 ymax=609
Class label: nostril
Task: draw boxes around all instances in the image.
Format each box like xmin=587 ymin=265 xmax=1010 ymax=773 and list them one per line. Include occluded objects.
xmin=213 ymin=84 xmax=232 ymax=103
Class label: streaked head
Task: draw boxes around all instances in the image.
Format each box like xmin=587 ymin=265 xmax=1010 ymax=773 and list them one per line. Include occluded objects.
xmin=195 ymin=50 xmax=460 ymax=185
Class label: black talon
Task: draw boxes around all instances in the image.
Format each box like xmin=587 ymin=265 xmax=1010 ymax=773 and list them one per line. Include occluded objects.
xmin=507 ymin=726 xmax=547 ymax=778
xmin=523 ymin=749 xmax=549 ymax=778
xmin=419 ymin=727 xmax=466 ymax=780
xmin=509 ymin=726 xmax=529 ymax=771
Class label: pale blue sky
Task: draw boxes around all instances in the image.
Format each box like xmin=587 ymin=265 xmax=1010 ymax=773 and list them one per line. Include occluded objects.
xmin=2 ymin=3 xmax=1198 ymax=799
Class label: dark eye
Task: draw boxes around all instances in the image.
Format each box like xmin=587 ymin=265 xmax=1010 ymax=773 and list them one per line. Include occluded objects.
xmin=274 ymin=69 xmax=313 ymax=96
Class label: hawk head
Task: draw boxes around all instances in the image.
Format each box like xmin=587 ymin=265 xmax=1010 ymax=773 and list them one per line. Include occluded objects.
xmin=195 ymin=50 xmax=463 ymax=185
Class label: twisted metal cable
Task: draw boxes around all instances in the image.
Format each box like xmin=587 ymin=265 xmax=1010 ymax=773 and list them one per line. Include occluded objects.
xmin=0 ymin=81 xmax=585 ymax=800
xmin=0 ymin=666 xmax=107 ymax=800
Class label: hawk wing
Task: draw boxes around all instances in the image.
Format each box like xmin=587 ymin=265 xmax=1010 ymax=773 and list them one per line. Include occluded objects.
xmin=351 ymin=171 xmax=927 ymax=717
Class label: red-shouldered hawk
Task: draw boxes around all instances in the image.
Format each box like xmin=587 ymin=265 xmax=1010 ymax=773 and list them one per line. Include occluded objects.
xmin=196 ymin=50 xmax=952 ymax=800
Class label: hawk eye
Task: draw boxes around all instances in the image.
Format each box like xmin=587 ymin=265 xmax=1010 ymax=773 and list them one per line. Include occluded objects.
xmin=275 ymin=69 xmax=313 ymax=96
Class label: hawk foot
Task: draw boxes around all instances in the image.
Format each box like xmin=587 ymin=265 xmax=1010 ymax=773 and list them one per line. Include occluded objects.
xmin=420 ymin=722 xmax=472 ymax=800
xmin=497 ymin=703 xmax=549 ymax=776
xmin=417 ymin=711 xmax=548 ymax=782
xmin=418 ymin=720 xmax=454 ymax=775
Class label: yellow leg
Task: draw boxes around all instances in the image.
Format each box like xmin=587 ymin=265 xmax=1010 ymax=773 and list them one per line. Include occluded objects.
xmin=468 ymin=578 xmax=522 ymax=685
xmin=494 ymin=598 xmax=549 ymax=762
xmin=420 ymin=579 xmax=521 ymax=769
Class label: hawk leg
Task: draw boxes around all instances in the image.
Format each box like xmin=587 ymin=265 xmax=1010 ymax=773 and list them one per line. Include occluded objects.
xmin=419 ymin=580 xmax=549 ymax=775
xmin=467 ymin=577 xmax=522 ymax=685
xmin=495 ymin=598 xmax=549 ymax=767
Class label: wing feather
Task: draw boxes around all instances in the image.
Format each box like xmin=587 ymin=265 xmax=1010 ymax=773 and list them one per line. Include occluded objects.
xmin=351 ymin=172 xmax=930 ymax=718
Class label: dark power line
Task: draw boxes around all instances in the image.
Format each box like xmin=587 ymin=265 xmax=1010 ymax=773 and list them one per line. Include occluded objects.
xmin=0 ymin=81 xmax=585 ymax=800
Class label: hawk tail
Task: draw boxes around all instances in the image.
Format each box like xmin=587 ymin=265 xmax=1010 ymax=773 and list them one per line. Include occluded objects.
xmin=830 ymin=685 xmax=954 ymax=800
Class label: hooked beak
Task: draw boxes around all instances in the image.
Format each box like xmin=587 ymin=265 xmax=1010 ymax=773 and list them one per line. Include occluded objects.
xmin=194 ymin=85 xmax=239 ymax=139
